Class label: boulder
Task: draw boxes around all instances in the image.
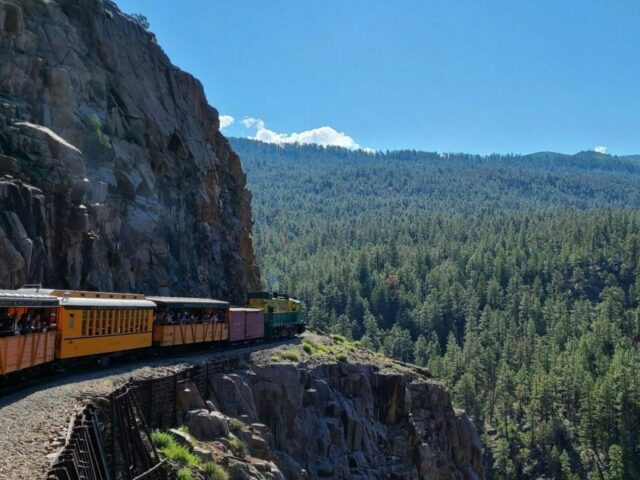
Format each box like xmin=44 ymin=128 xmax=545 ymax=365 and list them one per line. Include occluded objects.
xmin=176 ymin=380 xmax=207 ymax=416
xmin=185 ymin=409 xmax=229 ymax=440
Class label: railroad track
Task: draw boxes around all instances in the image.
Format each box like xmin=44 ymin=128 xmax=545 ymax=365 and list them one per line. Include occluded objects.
xmin=0 ymin=335 xmax=299 ymax=402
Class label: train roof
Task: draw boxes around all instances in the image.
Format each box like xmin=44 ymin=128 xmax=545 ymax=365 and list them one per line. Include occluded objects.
xmin=18 ymin=287 xmax=145 ymax=300
xmin=146 ymin=296 xmax=229 ymax=309
xmin=60 ymin=297 xmax=157 ymax=308
xmin=0 ymin=290 xmax=60 ymax=308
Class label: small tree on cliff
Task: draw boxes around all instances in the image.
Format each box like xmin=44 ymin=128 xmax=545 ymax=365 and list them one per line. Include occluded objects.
xmin=130 ymin=13 xmax=150 ymax=30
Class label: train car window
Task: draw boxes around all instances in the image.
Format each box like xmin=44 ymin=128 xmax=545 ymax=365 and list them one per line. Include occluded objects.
xmin=100 ymin=310 xmax=105 ymax=335
xmin=81 ymin=310 xmax=87 ymax=336
xmin=68 ymin=313 xmax=75 ymax=329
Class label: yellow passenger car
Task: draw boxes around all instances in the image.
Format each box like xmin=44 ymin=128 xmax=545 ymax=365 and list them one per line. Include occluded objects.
xmin=19 ymin=288 xmax=155 ymax=359
xmin=148 ymin=296 xmax=229 ymax=347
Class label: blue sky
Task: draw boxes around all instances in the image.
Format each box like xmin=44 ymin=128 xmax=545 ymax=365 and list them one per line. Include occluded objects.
xmin=116 ymin=0 xmax=639 ymax=155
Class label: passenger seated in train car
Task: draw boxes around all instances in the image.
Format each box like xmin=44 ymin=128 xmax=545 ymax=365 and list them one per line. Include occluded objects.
xmin=215 ymin=311 xmax=225 ymax=323
xmin=46 ymin=312 xmax=57 ymax=331
xmin=12 ymin=317 xmax=20 ymax=335
xmin=32 ymin=313 xmax=42 ymax=332
xmin=19 ymin=312 xmax=32 ymax=334
xmin=0 ymin=310 xmax=14 ymax=337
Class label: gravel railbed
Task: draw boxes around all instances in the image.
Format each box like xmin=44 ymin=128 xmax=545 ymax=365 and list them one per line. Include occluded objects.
xmin=0 ymin=338 xmax=298 ymax=480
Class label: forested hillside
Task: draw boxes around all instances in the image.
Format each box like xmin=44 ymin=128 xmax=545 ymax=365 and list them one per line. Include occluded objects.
xmin=232 ymin=138 xmax=640 ymax=480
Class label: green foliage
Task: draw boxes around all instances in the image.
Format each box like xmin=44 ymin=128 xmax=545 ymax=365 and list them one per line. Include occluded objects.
xmin=176 ymin=468 xmax=193 ymax=480
xmin=151 ymin=430 xmax=173 ymax=450
xmin=235 ymin=139 xmax=640 ymax=480
xmin=336 ymin=352 xmax=348 ymax=362
xmin=203 ymin=462 xmax=228 ymax=480
xmin=130 ymin=13 xmax=150 ymax=30
xmin=228 ymin=435 xmax=248 ymax=457
xmin=330 ymin=334 xmax=346 ymax=343
xmin=153 ymin=429 xmax=229 ymax=479
xmin=280 ymin=349 xmax=300 ymax=362
xmin=162 ymin=443 xmax=201 ymax=467
xmin=302 ymin=340 xmax=329 ymax=357
xmin=86 ymin=114 xmax=112 ymax=158
xmin=151 ymin=430 xmax=200 ymax=467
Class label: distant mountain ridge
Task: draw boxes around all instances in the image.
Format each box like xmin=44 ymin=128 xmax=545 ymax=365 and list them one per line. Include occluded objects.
xmin=231 ymin=137 xmax=640 ymax=214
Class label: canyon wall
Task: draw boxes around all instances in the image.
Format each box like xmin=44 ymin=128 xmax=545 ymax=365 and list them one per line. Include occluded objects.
xmin=0 ymin=0 xmax=259 ymax=301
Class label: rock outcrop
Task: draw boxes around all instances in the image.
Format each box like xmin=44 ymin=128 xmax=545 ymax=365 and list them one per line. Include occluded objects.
xmin=171 ymin=337 xmax=485 ymax=479
xmin=0 ymin=0 xmax=259 ymax=301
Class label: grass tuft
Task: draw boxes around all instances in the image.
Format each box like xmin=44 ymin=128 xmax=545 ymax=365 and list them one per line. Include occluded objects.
xmin=228 ymin=434 xmax=248 ymax=457
xmin=203 ymin=462 xmax=228 ymax=480
xmin=151 ymin=430 xmax=173 ymax=450
xmin=162 ymin=442 xmax=201 ymax=466
xmin=177 ymin=467 xmax=193 ymax=480
xmin=281 ymin=349 xmax=300 ymax=362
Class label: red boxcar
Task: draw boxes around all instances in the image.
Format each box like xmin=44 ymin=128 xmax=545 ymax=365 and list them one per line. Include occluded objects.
xmin=229 ymin=308 xmax=264 ymax=342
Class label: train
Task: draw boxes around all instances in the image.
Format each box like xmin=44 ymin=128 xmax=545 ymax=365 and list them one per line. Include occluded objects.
xmin=0 ymin=287 xmax=305 ymax=378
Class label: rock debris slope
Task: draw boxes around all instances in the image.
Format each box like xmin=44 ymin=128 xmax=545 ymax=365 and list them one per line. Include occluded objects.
xmin=0 ymin=0 xmax=259 ymax=301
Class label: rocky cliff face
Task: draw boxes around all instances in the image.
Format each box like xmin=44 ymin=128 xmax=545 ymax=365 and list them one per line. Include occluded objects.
xmin=0 ymin=0 xmax=259 ymax=300
xmin=169 ymin=336 xmax=485 ymax=480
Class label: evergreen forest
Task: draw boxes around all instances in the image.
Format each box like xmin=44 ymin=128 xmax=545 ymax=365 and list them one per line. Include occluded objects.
xmin=232 ymin=138 xmax=640 ymax=480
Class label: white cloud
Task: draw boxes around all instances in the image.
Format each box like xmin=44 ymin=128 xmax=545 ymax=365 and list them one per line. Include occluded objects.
xmin=241 ymin=117 xmax=370 ymax=151
xmin=219 ymin=115 xmax=234 ymax=129
xmin=593 ymin=145 xmax=607 ymax=154
xmin=241 ymin=117 xmax=259 ymax=128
